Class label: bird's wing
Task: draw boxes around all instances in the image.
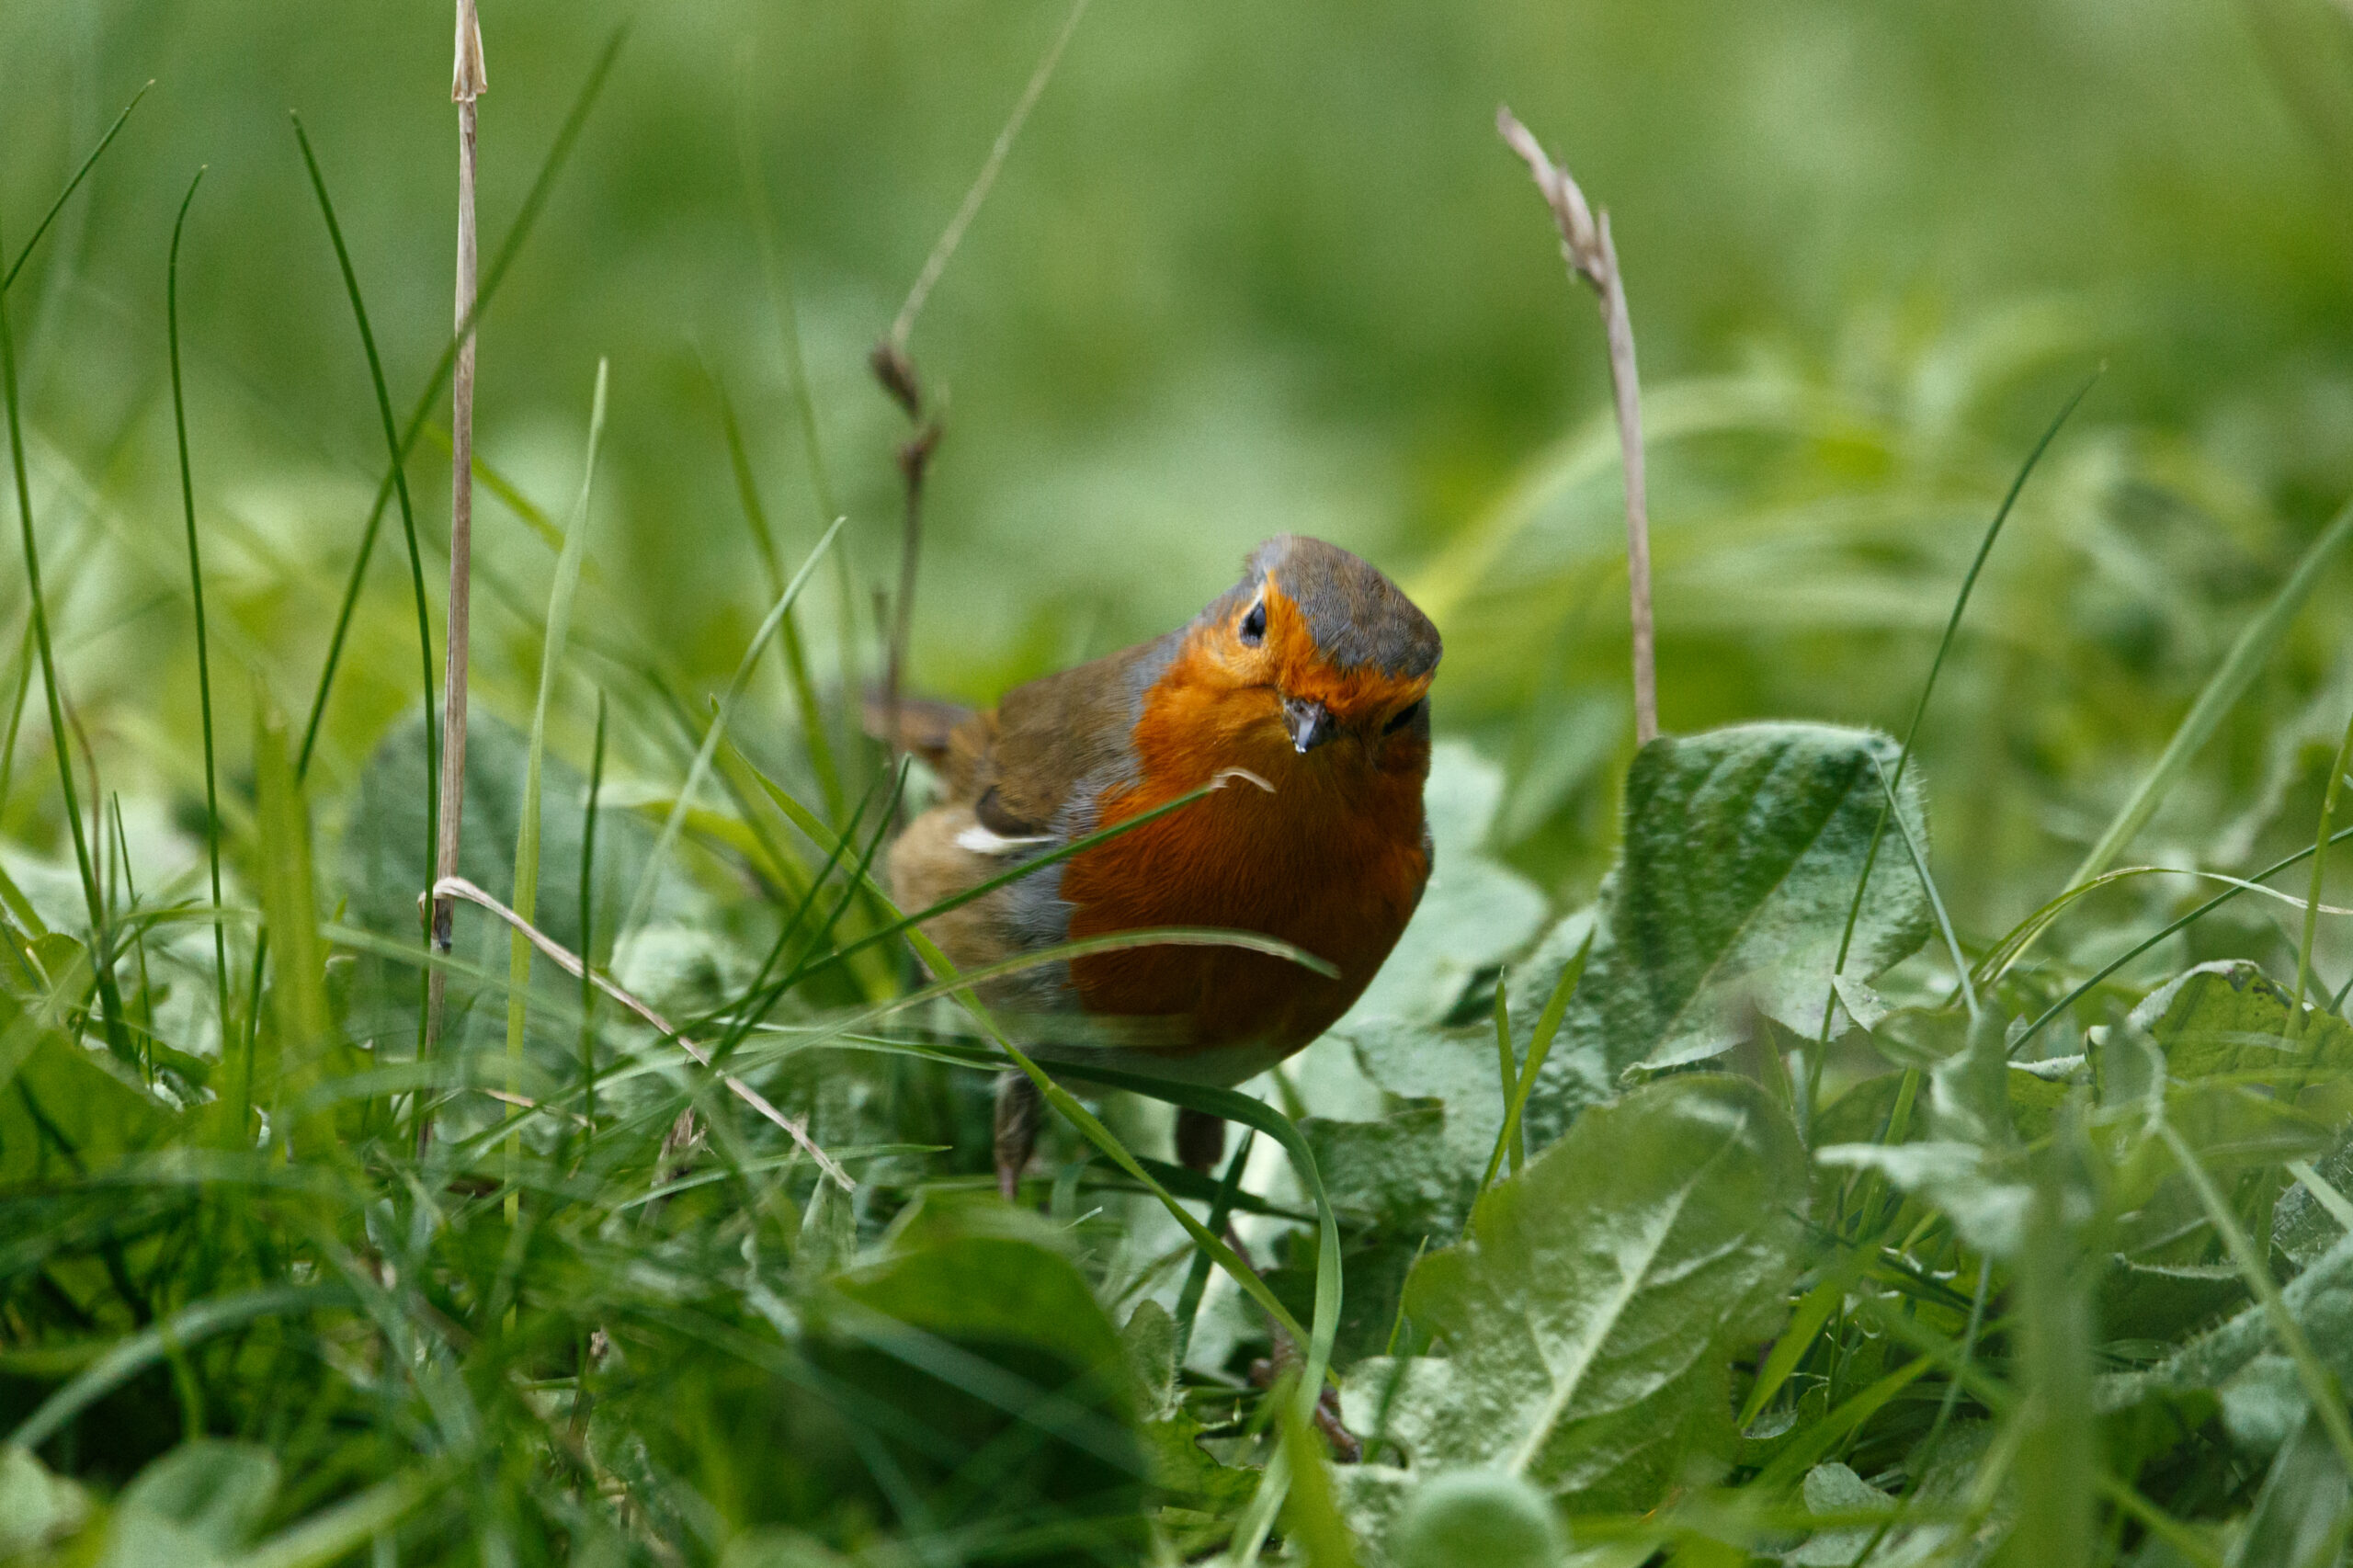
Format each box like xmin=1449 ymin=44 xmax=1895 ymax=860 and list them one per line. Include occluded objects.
xmin=965 ymin=631 xmax=1182 ymax=837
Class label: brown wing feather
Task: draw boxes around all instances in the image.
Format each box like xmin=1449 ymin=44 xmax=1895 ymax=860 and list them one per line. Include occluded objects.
xmin=954 ymin=634 xmax=1173 ymax=834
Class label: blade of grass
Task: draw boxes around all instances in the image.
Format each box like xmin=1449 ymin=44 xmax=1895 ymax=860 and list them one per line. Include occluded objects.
xmin=253 ymin=687 xmax=331 ymax=1156
xmin=740 ymin=762 xmax=1296 ymax=992
xmin=736 ymin=85 xmax=861 ymax=799
xmin=2286 ymin=1159 xmax=2353 ymax=1237
xmin=2072 ymin=491 xmax=2353 ymax=886
xmin=431 ymin=872 xmax=848 ymax=1187
xmin=1870 ymin=755 xmax=1980 ymax=1022
xmin=295 ymin=25 xmax=625 ymax=777
xmin=0 ymin=625 xmax=33 ymax=817
xmin=706 ymin=771 xmax=896 ymax=1061
xmin=1479 ymin=928 xmax=1593 ymax=1195
xmin=6 ymin=1281 xmax=346 ymax=1452
xmin=2161 ymin=1119 xmax=2353 ymax=1478
xmin=236 ymin=1463 xmax=455 ymax=1568
xmin=108 ymin=797 xmax=154 ymax=1055
xmin=1809 ymin=369 xmax=2098 ymax=1124
xmin=1840 ymin=1256 xmax=1996 ymax=1568
xmin=886 ymin=0 xmax=1093 ymax=348
xmin=1171 ymin=1128 xmax=1254 ymax=1364
xmin=505 ymin=359 xmax=607 ymax=1219
xmin=709 ymin=365 xmax=843 ymax=825
xmin=0 ymin=203 xmax=131 ymax=1064
xmin=994 ymin=1051 xmax=1339 ymax=1410
xmin=577 ymin=688 xmax=607 ymax=1144
xmin=166 ymin=168 xmax=233 ymax=1051
xmin=1736 ymin=1245 xmax=1871 ymax=1432
xmin=1489 ymin=974 xmax=1521 ymax=1176
xmin=1276 ymin=1381 xmax=1363 ymax=1568
xmin=289 ymin=108 xmax=442 ymax=974
xmin=610 ymin=515 xmax=846 ymax=965
xmin=2016 ymin=821 xmax=2353 ymax=1054
xmin=2014 ymin=1136 xmax=2095 ymax=1568
xmin=2295 ymin=707 xmax=2353 ymax=1020
xmin=2 ymin=80 xmax=153 ymax=291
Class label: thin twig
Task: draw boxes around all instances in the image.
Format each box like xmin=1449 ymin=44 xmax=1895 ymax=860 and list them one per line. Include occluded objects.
xmin=429 ymin=875 xmax=852 ymax=1188
xmin=425 ymin=0 xmax=488 ymax=1153
xmin=1497 ymin=106 xmax=1656 ymax=745
xmin=869 ymin=340 xmax=939 ymax=810
xmin=867 ymin=0 xmax=1091 ymax=799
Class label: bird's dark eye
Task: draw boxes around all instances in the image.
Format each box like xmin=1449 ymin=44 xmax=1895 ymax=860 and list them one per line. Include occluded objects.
xmin=1383 ymin=698 xmax=1426 ymax=735
xmin=1238 ymin=600 xmax=1267 ymax=645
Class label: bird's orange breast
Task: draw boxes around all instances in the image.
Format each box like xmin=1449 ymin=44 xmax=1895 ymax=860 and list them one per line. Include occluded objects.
xmin=1058 ymin=637 xmax=1431 ymax=1062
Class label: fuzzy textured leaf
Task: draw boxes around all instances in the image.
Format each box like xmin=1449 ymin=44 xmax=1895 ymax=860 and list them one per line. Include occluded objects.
xmin=1340 ymin=1074 xmax=1806 ymax=1518
xmin=2121 ymin=960 xmax=2353 ymax=1085
xmin=1523 ymin=724 xmax=1930 ymax=1140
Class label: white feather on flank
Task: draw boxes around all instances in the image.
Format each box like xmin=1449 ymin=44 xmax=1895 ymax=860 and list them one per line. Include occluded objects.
xmin=956 ymin=824 xmax=1056 ymax=855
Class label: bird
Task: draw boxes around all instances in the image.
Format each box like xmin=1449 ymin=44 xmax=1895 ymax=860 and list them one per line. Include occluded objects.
xmin=881 ymin=533 xmax=1441 ymax=1198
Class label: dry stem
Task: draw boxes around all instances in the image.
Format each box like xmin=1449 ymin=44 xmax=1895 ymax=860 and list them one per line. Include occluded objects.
xmin=431 ymin=874 xmax=852 ymax=1187
xmin=870 ymin=341 xmax=939 ymax=805
xmin=424 ymin=0 xmax=488 ymax=1152
xmin=1497 ymin=106 xmax=1657 ymax=745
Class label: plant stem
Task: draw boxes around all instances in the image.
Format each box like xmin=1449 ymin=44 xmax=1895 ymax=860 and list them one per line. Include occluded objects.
xmin=425 ymin=0 xmax=488 ymax=1152
xmin=1498 ymin=107 xmax=1655 ymax=744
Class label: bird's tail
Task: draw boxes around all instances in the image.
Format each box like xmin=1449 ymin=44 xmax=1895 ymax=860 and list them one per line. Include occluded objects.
xmin=859 ymin=690 xmax=974 ymax=772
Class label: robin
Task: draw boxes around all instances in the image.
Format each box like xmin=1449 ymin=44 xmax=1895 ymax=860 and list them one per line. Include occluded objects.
xmin=883 ymin=533 xmax=1441 ymax=1197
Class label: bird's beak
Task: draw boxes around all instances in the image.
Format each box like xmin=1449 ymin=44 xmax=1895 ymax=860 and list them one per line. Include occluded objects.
xmin=1282 ymin=695 xmax=1338 ymax=754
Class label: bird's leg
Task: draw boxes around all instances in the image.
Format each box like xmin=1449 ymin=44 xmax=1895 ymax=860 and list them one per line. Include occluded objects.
xmin=1179 ymin=1108 xmax=1359 ymax=1461
xmin=1175 ymin=1107 xmax=1226 ymax=1176
xmin=994 ymin=1071 xmax=1044 ymax=1201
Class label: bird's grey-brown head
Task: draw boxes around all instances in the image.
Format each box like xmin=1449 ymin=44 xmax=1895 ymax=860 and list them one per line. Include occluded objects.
xmin=1237 ymin=534 xmax=1441 ymax=680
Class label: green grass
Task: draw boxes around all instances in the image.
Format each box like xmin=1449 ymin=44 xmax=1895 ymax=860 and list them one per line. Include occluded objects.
xmin=11 ymin=6 xmax=2353 ymax=1566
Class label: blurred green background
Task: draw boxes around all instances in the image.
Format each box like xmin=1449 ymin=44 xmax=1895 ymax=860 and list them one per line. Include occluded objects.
xmin=6 ymin=0 xmax=2353 ymax=948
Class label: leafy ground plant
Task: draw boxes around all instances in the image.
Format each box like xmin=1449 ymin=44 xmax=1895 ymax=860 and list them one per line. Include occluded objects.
xmin=11 ymin=17 xmax=2353 ymax=1568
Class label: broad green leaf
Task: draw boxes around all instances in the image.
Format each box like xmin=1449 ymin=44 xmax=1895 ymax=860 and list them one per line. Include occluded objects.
xmin=100 ymin=1439 xmax=279 ymax=1567
xmin=1789 ymin=1462 xmax=1897 ymax=1566
xmin=2226 ymin=1407 xmax=2351 ymax=1568
xmin=253 ymin=697 xmax=332 ymax=1146
xmin=2121 ymin=960 xmax=2353 ymax=1085
xmin=1345 ymin=741 xmax=1549 ymax=1027
xmin=1339 ymin=1075 xmax=1806 ymax=1518
xmin=1523 ymin=724 xmax=1930 ymax=1141
xmin=1341 ymin=1018 xmax=1508 ymax=1183
xmin=1139 ymin=1406 xmax=1258 ymax=1517
xmin=1120 ymin=1299 xmax=1178 ymax=1418
xmin=1813 ymin=1140 xmax=2033 ymax=1256
xmin=2100 ymin=1259 xmax=2249 ymax=1347
xmin=337 ymin=710 xmax=651 ymax=1070
xmin=2117 ymin=1230 xmax=2353 ymax=1457
xmin=0 ymin=1018 xmax=171 ymax=1183
xmin=0 ymin=1444 xmax=87 ymax=1559
xmin=812 ymin=1207 xmax=1147 ymax=1556
xmin=1302 ymin=1104 xmax=1466 ymax=1233
xmin=2277 ymin=1138 xmax=2353 ymax=1267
